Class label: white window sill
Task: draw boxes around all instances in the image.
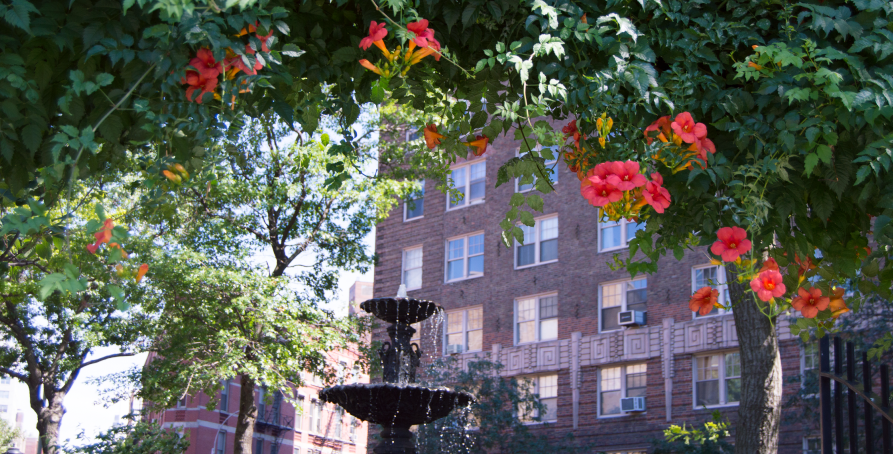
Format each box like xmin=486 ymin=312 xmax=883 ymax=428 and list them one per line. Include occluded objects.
xmin=691 ymin=311 xmax=732 ymax=320
xmin=445 ymin=274 xmax=485 ymax=284
xmin=514 ymin=338 xmax=559 ymax=347
xmin=521 ymin=420 xmax=556 ymax=426
xmin=404 ymin=215 xmax=424 ymax=222
xmin=598 ymin=245 xmax=630 ymax=253
xmin=514 ymin=259 xmax=558 ymax=271
xmin=694 ymin=403 xmax=739 ymax=410
xmin=446 ymin=199 xmax=485 ymax=211
xmin=442 ymin=349 xmax=484 ymax=357
xmin=597 ymin=411 xmax=647 ymax=419
xmin=403 ymin=285 xmax=422 ymax=291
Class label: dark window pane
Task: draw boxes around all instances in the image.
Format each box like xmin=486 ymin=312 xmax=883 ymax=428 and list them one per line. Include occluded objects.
xmin=626 ymin=372 xmax=647 ymax=389
xmin=600 ymin=390 xmax=621 ymax=415
xmin=540 ymin=238 xmax=557 ymax=262
xmin=726 ymin=378 xmax=741 ymax=403
xmin=696 ymin=380 xmax=719 ymax=406
xmin=468 ymin=255 xmax=483 ymax=276
xmin=406 ymin=197 xmax=424 ymax=218
xmin=470 ymin=180 xmax=485 ymax=200
xmin=627 ymin=386 xmax=647 ymax=398
xmin=602 ymin=307 xmax=622 ymax=331
xmin=517 ymin=244 xmax=535 ymax=267
xmin=627 ymin=288 xmax=647 ymax=306
xmin=448 ymin=260 xmax=464 ymax=280
xmin=539 ymin=296 xmax=558 ymax=318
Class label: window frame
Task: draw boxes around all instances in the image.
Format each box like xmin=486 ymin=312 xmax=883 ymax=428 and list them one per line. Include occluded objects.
xmin=403 ymin=180 xmax=425 ymax=221
xmin=691 ymin=264 xmax=731 ymax=319
xmin=443 ymin=306 xmax=484 ymax=355
xmin=215 ymin=431 xmax=226 ymax=454
xmin=597 ymin=363 xmax=648 ymax=418
xmin=598 ymin=278 xmax=648 ymax=333
xmin=598 ymin=216 xmax=645 ymax=252
xmin=444 ymin=232 xmax=485 ymax=282
xmin=446 ymin=159 xmax=487 ymax=210
xmin=401 ymin=245 xmax=423 ymax=290
xmin=515 ymin=146 xmax=559 ymax=193
xmin=513 ymin=292 xmax=559 ymax=345
xmin=802 ymin=437 xmax=821 ymax=454
xmin=520 ymin=374 xmax=558 ymax=423
xmin=692 ymin=351 xmax=742 ymax=409
xmin=514 ymin=215 xmax=559 ymax=270
xmin=295 ymin=394 xmax=304 ymax=431
xmin=219 ymin=379 xmax=229 ymax=412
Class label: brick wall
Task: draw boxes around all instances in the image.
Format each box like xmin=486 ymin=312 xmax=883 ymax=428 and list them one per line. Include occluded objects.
xmin=372 ymin=125 xmax=815 ymax=453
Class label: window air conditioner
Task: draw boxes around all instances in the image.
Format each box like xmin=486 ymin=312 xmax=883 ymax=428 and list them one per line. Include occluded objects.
xmin=618 ymin=310 xmax=646 ymax=327
xmin=620 ymin=396 xmax=646 ymax=412
xmin=447 ymin=344 xmax=464 ymax=355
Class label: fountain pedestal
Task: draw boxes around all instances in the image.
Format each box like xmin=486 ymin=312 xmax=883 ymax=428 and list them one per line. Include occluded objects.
xmin=319 ymin=297 xmax=475 ymax=454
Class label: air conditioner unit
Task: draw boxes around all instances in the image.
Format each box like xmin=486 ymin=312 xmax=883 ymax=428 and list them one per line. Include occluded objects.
xmin=447 ymin=344 xmax=464 ymax=355
xmin=620 ymin=396 xmax=646 ymax=412
xmin=618 ymin=310 xmax=646 ymax=327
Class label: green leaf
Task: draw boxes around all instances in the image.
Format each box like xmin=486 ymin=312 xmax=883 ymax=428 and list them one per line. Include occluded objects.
xmin=370 ymin=81 xmax=385 ymax=104
xmin=4 ymin=0 xmax=39 ymax=33
xmin=816 ymin=145 xmax=832 ymax=164
xmin=510 ymin=193 xmax=525 ymax=207
xmin=527 ymin=194 xmax=544 ymax=212
xmin=21 ymin=124 xmax=41 ymax=155
xmin=805 ymin=153 xmax=820 ymax=175
xmin=519 ymin=210 xmax=535 ymax=226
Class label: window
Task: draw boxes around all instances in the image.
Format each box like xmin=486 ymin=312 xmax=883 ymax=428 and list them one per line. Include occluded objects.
xmin=310 ymin=400 xmax=322 ymax=433
xmin=216 ymin=432 xmax=226 ymax=454
xmin=176 ymin=396 xmax=187 ymax=408
xmin=334 ymin=408 xmax=343 ymax=439
xmin=692 ymin=265 xmax=730 ymax=317
xmin=802 ymin=343 xmax=819 ymax=373
xmin=295 ymin=395 xmax=304 ymax=431
xmin=254 ymin=440 xmax=263 ymax=454
xmin=349 ymin=416 xmax=357 ymax=442
xmin=270 ymin=443 xmax=279 ymax=454
xmin=0 ymin=405 xmax=7 ymax=413
xmin=695 ymin=352 xmax=741 ymax=407
xmin=257 ymin=388 xmax=267 ymax=422
xmin=402 ymin=247 xmax=423 ymax=290
xmin=515 ymin=216 xmax=558 ymax=268
xmin=599 ymin=279 xmax=647 ymax=332
xmin=406 ymin=129 xmax=420 ymax=142
xmin=294 ymin=449 xmax=301 ymax=454
xmin=0 ymin=391 xmax=8 ymax=399
xmin=448 ymin=161 xmax=486 ymax=209
xmin=599 ymin=364 xmax=647 ymax=417
xmin=219 ymin=380 xmax=229 ymax=412
xmin=599 ymin=217 xmax=645 ymax=252
xmin=803 ymin=437 xmax=821 ymax=454
xmin=521 ymin=375 xmax=558 ymax=422
xmin=517 ymin=146 xmax=558 ymax=192
xmin=404 ymin=181 xmax=424 ymax=220
xmin=446 ymin=233 xmax=484 ymax=281
xmin=0 ymin=377 xmax=10 ymax=384
xmin=271 ymin=391 xmax=282 ymax=425
xmin=515 ymin=294 xmax=558 ymax=344
xmin=444 ymin=307 xmax=483 ymax=354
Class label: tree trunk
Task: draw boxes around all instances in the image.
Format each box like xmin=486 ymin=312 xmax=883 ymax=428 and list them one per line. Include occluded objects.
xmin=35 ymin=393 xmax=65 ymax=454
xmin=729 ymin=273 xmax=782 ymax=453
xmin=234 ymin=373 xmax=258 ymax=454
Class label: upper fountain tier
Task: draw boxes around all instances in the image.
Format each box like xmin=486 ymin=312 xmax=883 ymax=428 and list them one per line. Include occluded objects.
xmin=360 ymin=297 xmax=442 ymax=325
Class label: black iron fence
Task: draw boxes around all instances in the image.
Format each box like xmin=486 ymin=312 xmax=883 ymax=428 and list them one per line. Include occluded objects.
xmin=819 ymin=336 xmax=893 ymax=453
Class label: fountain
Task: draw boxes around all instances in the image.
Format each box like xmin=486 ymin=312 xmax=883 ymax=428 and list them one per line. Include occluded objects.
xmin=319 ymin=287 xmax=475 ymax=454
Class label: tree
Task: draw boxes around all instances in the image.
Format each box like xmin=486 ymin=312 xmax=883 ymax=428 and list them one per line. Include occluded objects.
xmin=0 ymin=194 xmax=158 ymax=454
xmin=63 ymin=417 xmax=190 ymax=454
xmin=413 ymin=358 xmax=590 ymax=454
xmin=139 ymin=114 xmax=404 ymax=454
xmin=651 ymin=412 xmax=734 ymax=454
xmin=4 ymin=0 xmax=893 ymax=451
xmin=0 ymin=417 xmax=23 ymax=452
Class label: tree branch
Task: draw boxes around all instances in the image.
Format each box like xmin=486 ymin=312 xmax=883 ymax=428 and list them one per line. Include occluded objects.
xmin=80 ymin=352 xmax=138 ymax=369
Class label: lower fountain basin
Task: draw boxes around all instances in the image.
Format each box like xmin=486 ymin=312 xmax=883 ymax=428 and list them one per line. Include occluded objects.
xmin=319 ymin=383 xmax=475 ymax=427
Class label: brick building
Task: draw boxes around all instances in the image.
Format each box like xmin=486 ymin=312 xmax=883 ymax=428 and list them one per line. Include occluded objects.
xmin=371 ymin=125 xmax=820 ymax=453
xmin=145 ymin=349 xmax=370 ymax=454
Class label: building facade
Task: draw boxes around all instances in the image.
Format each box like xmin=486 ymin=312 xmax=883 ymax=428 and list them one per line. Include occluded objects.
xmin=0 ymin=376 xmax=38 ymax=454
xmin=145 ymin=350 xmax=370 ymax=454
xmin=372 ymin=125 xmax=820 ymax=453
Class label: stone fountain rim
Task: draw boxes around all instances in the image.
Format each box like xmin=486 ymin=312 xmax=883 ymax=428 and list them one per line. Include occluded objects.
xmin=359 ymin=297 xmax=443 ymax=324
